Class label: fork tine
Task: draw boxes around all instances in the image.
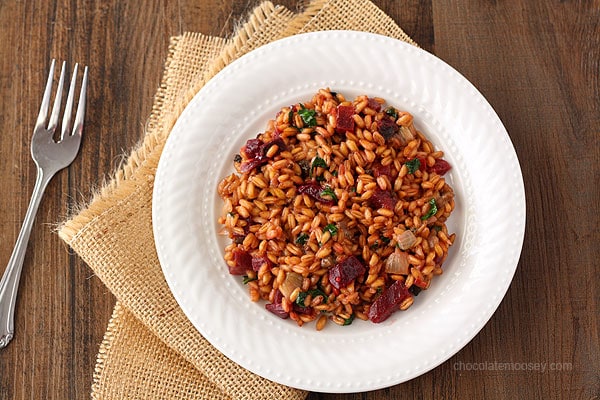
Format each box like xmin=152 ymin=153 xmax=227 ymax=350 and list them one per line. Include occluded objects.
xmin=47 ymin=61 xmax=66 ymax=134
xmin=71 ymin=65 xmax=88 ymax=138
xmin=35 ymin=59 xmax=56 ymax=130
xmin=60 ymin=63 xmax=78 ymax=140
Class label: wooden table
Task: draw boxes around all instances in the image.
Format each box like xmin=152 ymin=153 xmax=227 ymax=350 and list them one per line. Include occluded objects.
xmin=0 ymin=1 xmax=597 ymax=399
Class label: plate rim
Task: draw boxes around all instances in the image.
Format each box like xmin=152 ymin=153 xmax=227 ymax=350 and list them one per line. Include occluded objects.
xmin=152 ymin=30 xmax=526 ymax=392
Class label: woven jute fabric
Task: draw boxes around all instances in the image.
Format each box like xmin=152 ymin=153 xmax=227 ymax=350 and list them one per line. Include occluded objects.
xmin=58 ymin=1 xmax=416 ymax=398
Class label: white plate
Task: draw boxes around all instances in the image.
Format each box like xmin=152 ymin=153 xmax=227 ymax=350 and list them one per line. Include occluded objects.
xmin=153 ymin=31 xmax=525 ymax=392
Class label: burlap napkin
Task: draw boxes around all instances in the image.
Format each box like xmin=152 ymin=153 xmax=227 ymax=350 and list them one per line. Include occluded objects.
xmin=58 ymin=1 xmax=416 ymax=398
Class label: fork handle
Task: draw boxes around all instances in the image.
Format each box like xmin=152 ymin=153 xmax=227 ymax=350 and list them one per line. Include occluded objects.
xmin=0 ymin=167 xmax=53 ymax=349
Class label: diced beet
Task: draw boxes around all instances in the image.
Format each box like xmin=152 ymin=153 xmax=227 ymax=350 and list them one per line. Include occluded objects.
xmin=242 ymin=138 xmax=263 ymax=159
xmin=328 ymin=256 xmax=366 ymax=290
xmin=428 ymin=159 xmax=452 ymax=175
xmin=298 ymin=182 xmax=323 ymax=200
xmin=251 ymin=255 xmax=272 ymax=272
xmin=273 ymin=288 xmax=284 ymax=304
xmin=336 ymin=105 xmax=355 ymax=133
xmin=372 ymin=162 xmax=392 ymax=178
xmin=377 ymin=117 xmax=399 ymax=140
xmin=298 ymin=182 xmax=335 ymax=205
xmin=369 ymin=189 xmax=397 ymax=210
xmin=240 ymin=158 xmax=268 ymax=173
xmin=239 ymin=138 xmax=286 ymax=173
xmin=292 ymin=303 xmax=315 ymax=316
xmin=417 ymin=156 xmax=427 ymax=172
xmin=265 ymin=289 xmax=289 ymax=319
xmin=368 ymin=280 xmax=412 ymax=323
xmin=229 ymin=249 xmax=252 ymax=275
xmin=265 ymin=303 xmax=289 ymax=319
xmin=367 ymin=97 xmax=382 ymax=112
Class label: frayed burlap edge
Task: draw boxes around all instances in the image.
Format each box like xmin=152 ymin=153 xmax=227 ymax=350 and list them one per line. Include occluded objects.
xmin=58 ymin=0 xmax=416 ymax=242
xmin=58 ymin=1 xmax=290 ymax=241
xmin=58 ymin=0 xmax=417 ymax=398
xmin=92 ymin=302 xmax=233 ymax=400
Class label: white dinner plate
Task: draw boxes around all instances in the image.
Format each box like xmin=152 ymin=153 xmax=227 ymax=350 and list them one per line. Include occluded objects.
xmin=152 ymin=31 xmax=525 ymax=392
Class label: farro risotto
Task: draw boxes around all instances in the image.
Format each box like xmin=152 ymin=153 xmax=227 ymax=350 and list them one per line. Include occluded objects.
xmin=217 ymin=88 xmax=455 ymax=329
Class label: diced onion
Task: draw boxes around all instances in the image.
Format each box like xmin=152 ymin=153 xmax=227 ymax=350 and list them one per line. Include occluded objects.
xmin=399 ymin=126 xmax=415 ymax=142
xmin=396 ymin=230 xmax=417 ymax=250
xmin=384 ymin=250 xmax=410 ymax=275
xmin=279 ymin=271 xmax=303 ymax=299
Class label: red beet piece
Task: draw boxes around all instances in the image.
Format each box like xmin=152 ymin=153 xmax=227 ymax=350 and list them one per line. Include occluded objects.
xmin=368 ymin=280 xmax=412 ymax=323
xmin=229 ymin=249 xmax=252 ymax=275
xmin=417 ymin=156 xmax=427 ymax=172
xmin=372 ymin=162 xmax=392 ymax=178
xmin=265 ymin=303 xmax=289 ymax=319
xmin=239 ymin=138 xmax=286 ymax=173
xmin=369 ymin=189 xmax=397 ymax=210
xmin=292 ymin=303 xmax=315 ymax=316
xmin=377 ymin=117 xmax=399 ymax=140
xmin=298 ymin=182 xmax=335 ymax=205
xmin=251 ymin=255 xmax=272 ymax=272
xmin=328 ymin=256 xmax=366 ymax=290
xmin=242 ymin=138 xmax=263 ymax=159
xmin=367 ymin=97 xmax=382 ymax=112
xmin=336 ymin=105 xmax=355 ymax=133
xmin=240 ymin=158 xmax=267 ymax=173
xmin=428 ymin=159 xmax=452 ymax=175
xmin=265 ymin=289 xmax=289 ymax=319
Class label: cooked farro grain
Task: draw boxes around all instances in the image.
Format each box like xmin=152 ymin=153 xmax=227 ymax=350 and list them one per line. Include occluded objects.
xmin=217 ymin=89 xmax=456 ymax=328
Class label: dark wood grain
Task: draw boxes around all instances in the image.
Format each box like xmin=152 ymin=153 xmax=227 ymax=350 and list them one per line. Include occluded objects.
xmin=0 ymin=1 xmax=597 ymax=399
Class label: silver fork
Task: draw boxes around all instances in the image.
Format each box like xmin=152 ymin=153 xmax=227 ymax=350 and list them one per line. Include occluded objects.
xmin=0 ymin=59 xmax=88 ymax=349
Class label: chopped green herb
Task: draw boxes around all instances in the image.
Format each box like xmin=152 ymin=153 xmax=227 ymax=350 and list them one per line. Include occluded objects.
xmin=295 ymin=288 xmax=328 ymax=306
xmin=311 ymin=156 xmax=328 ymax=170
xmin=381 ymin=236 xmax=391 ymax=245
xmin=332 ymin=170 xmax=338 ymax=177
xmin=343 ymin=314 xmax=355 ymax=326
xmin=296 ymin=232 xmax=309 ymax=245
xmin=298 ymin=106 xmax=317 ymax=127
xmin=323 ymin=223 xmax=338 ymax=237
xmin=405 ymin=158 xmax=421 ymax=174
xmin=316 ymin=175 xmax=326 ymax=182
xmin=233 ymin=154 xmax=242 ymax=163
xmin=295 ymin=292 xmax=308 ymax=306
xmin=288 ymin=109 xmax=294 ymax=126
xmin=384 ymin=106 xmax=398 ymax=119
xmin=320 ymin=186 xmax=337 ymax=202
xmin=242 ymin=275 xmax=257 ymax=284
xmin=421 ymin=198 xmax=438 ymax=220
